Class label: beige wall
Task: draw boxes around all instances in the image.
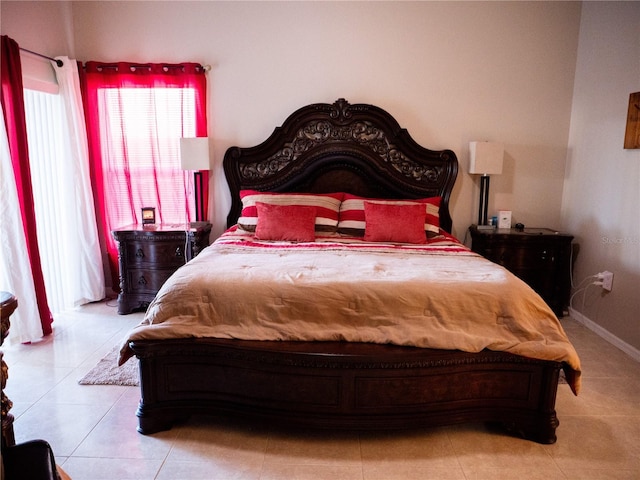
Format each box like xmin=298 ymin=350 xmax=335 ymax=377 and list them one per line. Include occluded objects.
xmin=9 ymin=1 xmax=638 ymax=355
xmin=66 ymin=1 xmax=581 ymax=240
xmin=2 ymin=1 xmax=582 ymax=239
xmin=1 ymin=1 xmax=74 ymax=57
xmin=562 ymin=2 xmax=640 ymax=355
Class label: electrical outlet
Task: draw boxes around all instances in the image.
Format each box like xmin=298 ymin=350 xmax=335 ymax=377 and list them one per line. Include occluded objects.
xmin=601 ymin=271 xmax=614 ymax=291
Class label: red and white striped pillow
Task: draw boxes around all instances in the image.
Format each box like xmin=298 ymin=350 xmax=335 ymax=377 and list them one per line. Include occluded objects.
xmin=338 ymin=193 xmax=442 ymax=238
xmin=238 ymin=190 xmax=344 ymax=233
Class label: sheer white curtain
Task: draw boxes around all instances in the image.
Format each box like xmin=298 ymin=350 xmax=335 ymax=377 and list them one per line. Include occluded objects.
xmin=22 ymin=56 xmax=104 ymax=314
xmin=0 ymin=107 xmax=44 ymax=343
xmin=52 ymin=57 xmax=104 ymax=307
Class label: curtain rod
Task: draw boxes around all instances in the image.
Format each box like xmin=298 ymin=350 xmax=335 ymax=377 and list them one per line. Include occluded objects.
xmin=82 ymin=62 xmax=210 ymax=72
xmin=19 ymin=47 xmax=63 ymax=67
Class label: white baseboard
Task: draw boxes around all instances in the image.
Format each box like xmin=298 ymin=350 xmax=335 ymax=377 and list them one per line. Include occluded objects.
xmin=568 ymin=307 xmax=640 ymax=363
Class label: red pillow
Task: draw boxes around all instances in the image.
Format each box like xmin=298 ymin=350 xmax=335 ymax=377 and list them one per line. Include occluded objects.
xmin=338 ymin=193 xmax=441 ymax=238
xmin=363 ymin=201 xmax=427 ymax=244
xmin=254 ymin=202 xmax=316 ymax=242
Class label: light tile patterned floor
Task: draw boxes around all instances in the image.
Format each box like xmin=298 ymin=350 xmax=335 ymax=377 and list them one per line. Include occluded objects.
xmin=4 ymin=301 xmax=640 ymax=479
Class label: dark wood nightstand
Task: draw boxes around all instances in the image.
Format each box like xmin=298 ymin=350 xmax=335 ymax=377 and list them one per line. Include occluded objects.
xmin=468 ymin=225 xmax=574 ymax=317
xmin=112 ymin=222 xmax=212 ymax=314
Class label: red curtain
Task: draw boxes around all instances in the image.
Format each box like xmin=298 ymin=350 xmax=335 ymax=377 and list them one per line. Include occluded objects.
xmin=81 ymin=62 xmax=208 ymax=290
xmin=0 ymin=35 xmax=53 ymax=335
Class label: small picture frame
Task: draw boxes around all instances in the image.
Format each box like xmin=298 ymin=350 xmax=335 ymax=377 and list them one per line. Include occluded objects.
xmin=141 ymin=207 xmax=156 ymax=225
xmin=498 ymin=210 xmax=512 ymax=229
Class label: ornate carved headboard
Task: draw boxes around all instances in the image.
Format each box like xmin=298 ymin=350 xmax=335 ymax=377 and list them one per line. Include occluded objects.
xmin=223 ymin=99 xmax=458 ymax=232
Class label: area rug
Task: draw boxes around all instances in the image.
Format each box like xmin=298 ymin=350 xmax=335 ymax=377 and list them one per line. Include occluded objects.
xmin=78 ymin=344 xmax=139 ymax=386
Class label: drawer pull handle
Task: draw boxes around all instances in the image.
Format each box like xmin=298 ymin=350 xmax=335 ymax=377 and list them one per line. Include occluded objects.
xmin=138 ymin=276 xmax=147 ymax=286
xmin=135 ymin=248 xmax=145 ymax=259
xmin=175 ymin=247 xmax=183 ymax=257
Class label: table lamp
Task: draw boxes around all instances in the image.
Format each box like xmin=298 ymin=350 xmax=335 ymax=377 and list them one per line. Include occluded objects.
xmin=180 ymin=137 xmax=210 ymax=222
xmin=469 ymin=141 xmax=504 ymax=227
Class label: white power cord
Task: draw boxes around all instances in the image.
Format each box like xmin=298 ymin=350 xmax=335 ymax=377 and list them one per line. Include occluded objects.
xmin=569 ymin=274 xmax=599 ymax=310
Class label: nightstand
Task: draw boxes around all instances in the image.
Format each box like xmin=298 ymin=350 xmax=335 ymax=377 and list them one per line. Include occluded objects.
xmin=112 ymin=222 xmax=212 ymax=314
xmin=468 ymin=225 xmax=574 ymax=317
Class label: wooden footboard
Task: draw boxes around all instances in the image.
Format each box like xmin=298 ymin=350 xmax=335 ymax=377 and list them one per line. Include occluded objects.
xmin=129 ymin=338 xmax=562 ymax=444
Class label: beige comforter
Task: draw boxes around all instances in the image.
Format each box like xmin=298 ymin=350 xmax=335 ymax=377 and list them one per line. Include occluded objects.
xmin=119 ymin=231 xmax=581 ymax=394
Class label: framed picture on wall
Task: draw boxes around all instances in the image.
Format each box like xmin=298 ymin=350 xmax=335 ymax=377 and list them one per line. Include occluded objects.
xmin=624 ymin=92 xmax=640 ymax=149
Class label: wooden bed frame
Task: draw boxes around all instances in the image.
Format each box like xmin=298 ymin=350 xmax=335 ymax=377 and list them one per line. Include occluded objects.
xmin=129 ymin=99 xmax=563 ymax=444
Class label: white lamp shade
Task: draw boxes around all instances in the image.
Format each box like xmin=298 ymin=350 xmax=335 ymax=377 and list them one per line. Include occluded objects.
xmin=469 ymin=141 xmax=504 ymax=175
xmin=180 ymin=137 xmax=211 ymax=171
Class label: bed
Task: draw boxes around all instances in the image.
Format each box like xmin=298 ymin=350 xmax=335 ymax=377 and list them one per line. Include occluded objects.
xmin=119 ymin=98 xmax=580 ymax=444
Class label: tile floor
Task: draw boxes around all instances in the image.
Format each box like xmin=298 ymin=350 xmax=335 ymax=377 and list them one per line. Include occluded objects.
xmin=3 ymin=301 xmax=640 ymax=480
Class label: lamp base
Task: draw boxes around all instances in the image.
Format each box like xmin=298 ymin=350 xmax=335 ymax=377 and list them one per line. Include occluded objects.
xmin=193 ymin=171 xmax=204 ymax=222
xmin=477 ymin=174 xmax=491 ymax=226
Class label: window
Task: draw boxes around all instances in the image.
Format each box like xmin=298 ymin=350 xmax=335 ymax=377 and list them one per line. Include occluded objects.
xmin=82 ymin=62 xmax=208 ymax=288
xmin=96 ymin=87 xmax=197 ymax=224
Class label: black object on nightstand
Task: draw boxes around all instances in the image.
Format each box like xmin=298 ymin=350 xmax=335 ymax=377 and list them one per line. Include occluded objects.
xmin=112 ymin=222 xmax=212 ymax=314
xmin=468 ymin=225 xmax=574 ymax=317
